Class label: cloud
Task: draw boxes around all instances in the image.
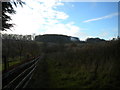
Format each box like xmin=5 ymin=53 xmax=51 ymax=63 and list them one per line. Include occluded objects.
xmin=83 ymin=12 xmax=119 ymax=23
xmin=6 ymin=0 xmax=83 ymax=39
xmin=7 ymin=0 xmax=68 ymax=33
xmin=41 ymin=22 xmax=80 ymax=36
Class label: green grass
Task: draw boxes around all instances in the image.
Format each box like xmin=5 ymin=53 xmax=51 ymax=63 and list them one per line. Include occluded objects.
xmin=0 ymin=63 xmax=2 ymax=71
xmin=1 ymin=59 xmax=21 ymax=71
xmin=9 ymin=60 xmax=21 ymax=66
xmin=27 ymin=40 xmax=120 ymax=88
xmin=45 ymin=53 xmax=120 ymax=88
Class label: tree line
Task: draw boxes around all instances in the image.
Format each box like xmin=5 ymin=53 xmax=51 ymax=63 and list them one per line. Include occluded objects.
xmin=2 ymin=34 xmax=42 ymax=71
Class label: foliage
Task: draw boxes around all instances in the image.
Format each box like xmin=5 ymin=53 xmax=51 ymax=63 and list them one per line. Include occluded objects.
xmin=2 ymin=33 xmax=120 ymax=88
xmin=35 ymin=34 xmax=80 ymax=43
xmin=2 ymin=34 xmax=43 ymax=71
xmin=2 ymin=1 xmax=25 ymax=31
xmin=86 ymin=37 xmax=105 ymax=43
xmin=2 ymin=2 xmax=15 ymax=31
xmin=28 ymin=39 xmax=120 ymax=88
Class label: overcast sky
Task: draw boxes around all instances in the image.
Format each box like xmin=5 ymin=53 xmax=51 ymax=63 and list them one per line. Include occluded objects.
xmin=5 ymin=0 xmax=119 ymax=40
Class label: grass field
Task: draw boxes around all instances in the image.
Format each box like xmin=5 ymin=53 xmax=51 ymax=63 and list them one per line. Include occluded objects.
xmin=1 ymin=60 xmax=21 ymax=71
xmin=0 ymin=63 xmax=2 ymax=72
xmin=21 ymin=40 xmax=120 ymax=88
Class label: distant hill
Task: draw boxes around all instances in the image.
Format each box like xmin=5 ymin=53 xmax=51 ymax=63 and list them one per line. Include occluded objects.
xmin=86 ymin=37 xmax=106 ymax=43
xmin=35 ymin=34 xmax=80 ymax=43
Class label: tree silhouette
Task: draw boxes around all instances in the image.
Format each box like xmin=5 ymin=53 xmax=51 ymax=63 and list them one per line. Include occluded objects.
xmin=2 ymin=0 xmax=25 ymax=31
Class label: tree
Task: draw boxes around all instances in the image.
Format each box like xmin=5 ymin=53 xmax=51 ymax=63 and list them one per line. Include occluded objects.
xmin=2 ymin=0 xmax=25 ymax=31
xmin=2 ymin=2 xmax=15 ymax=31
xmin=86 ymin=37 xmax=105 ymax=43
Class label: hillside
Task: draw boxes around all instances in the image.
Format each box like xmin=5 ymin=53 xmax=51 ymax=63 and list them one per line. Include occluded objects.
xmin=35 ymin=34 xmax=80 ymax=43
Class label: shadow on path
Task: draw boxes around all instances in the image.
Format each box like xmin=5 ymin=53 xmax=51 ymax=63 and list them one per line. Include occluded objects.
xmin=26 ymin=57 xmax=50 ymax=88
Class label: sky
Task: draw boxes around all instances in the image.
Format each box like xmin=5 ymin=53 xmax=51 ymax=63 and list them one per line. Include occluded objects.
xmin=4 ymin=0 xmax=119 ymax=40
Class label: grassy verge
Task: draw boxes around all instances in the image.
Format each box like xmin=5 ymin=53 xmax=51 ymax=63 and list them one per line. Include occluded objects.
xmin=1 ymin=60 xmax=21 ymax=71
xmin=27 ymin=40 xmax=120 ymax=88
xmin=0 ymin=63 xmax=2 ymax=72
